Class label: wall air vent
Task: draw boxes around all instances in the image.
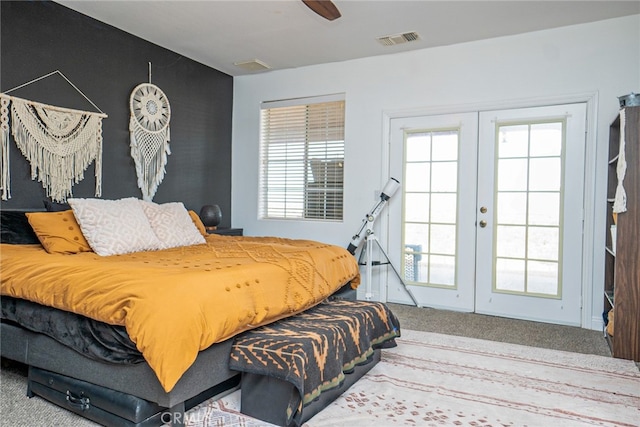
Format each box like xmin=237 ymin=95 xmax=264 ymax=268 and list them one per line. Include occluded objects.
xmin=377 ymin=31 xmax=421 ymax=46
xmin=233 ymin=59 xmax=272 ymax=72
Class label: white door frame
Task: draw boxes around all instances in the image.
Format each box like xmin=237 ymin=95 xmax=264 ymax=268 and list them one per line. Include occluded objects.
xmin=380 ymin=92 xmax=599 ymax=329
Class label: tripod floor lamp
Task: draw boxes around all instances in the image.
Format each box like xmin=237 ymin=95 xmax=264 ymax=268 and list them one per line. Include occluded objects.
xmin=347 ymin=178 xmax=420 ymax=307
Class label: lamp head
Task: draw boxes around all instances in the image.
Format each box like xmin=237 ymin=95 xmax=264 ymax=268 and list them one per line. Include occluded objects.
xmin=380 ymin=177 xmax=400 ymax=201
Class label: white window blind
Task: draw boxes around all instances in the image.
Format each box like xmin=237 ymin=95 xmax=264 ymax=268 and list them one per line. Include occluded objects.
xmin=260 ymin=95 xmax=345 ymax=220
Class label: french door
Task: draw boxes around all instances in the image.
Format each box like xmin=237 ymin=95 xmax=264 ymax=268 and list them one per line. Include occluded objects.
xmin=387 ymin=103 xmax=587 ymax=326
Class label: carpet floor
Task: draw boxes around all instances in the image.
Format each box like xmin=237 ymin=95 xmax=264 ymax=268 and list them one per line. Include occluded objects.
xmin=1 ymin=305 xmax=637 ymax=426
xmin=386 ymin=303 xmax=613 ymax=357
xmin=203 ymin=330 xmax=640 ymax=427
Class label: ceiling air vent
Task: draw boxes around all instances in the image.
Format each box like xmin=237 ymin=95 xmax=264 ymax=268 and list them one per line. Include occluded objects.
xmin=233 ymin=59 xmax=271 ymax=72
xmin=377 ymin=31 xmax=421 ymax=47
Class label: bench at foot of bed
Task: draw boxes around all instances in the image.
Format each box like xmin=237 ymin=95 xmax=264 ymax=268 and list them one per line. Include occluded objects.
xmin=229 ymin=299 xmax=401 ymax=427
xmin=241 ymin=349 xmax=381 ymax=426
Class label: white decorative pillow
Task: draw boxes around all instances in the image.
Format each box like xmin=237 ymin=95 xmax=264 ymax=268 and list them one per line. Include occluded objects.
xmin=140 ymin=201 xmax=206 ymax=249
xmin=68 ymin=197 xmax=162 ymax=256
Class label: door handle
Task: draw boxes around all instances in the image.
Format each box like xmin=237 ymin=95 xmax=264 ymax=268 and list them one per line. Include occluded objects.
xmin=480 ymin=206 xmax=487 ymax=213
xmin=479 ymin=220 xmax=487 ymax=228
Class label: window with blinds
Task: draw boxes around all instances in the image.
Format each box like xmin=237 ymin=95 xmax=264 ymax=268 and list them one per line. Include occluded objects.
xmin=259 ymin=94 xmax=345 ymax=220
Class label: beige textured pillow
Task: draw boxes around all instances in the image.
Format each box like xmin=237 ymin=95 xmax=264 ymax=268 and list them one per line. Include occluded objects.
xmin=140 ymin=201 xmax=206 ymax=249
xmin=68 ymin=197 xmax=162 ymax=256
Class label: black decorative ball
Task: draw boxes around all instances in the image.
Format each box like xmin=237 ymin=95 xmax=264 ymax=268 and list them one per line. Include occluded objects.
xmin=199 ymin=204 xmax=222 ymax=229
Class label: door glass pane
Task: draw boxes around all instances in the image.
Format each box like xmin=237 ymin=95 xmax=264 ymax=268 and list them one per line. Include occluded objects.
xmin=495 ymin=258 xmax=525 ymax=292
xmin=497 ymin=159 xmax=528 ymax=191
xmin=405 ymin=193 xmax=429 ymax=222
xmin=432 ymin=133 xmax=458 ymax=160
xmin=498 ymin=125 xmax=529 ymax=157
xmin=406 ymin=134 xmax=430 ymax=161
xmin=405 ymin=163 xmax=430 ymax=192
xmin=527 ymin=261 xmax=559 ymax=295
xmin=527 ymin=227 xmax=559 ymax=261
xmin=404 ymin=223 xmax=429 ymax=251
xmin=497 ymin=192 xmax=527 ymax=224
xmin=493 ymin=120 xmax=564 ymax=298
xmin=431 ymin=162 xmax=457 ymax=192
xmin=529 ymin=158 xmax=561 ymax=191
xmin=530 ymin=122 xmax=562 ymax=157
xmin=430 ymin=224 xmax=456 ymax=255
xmin=404 ymin=246 xmax=424 ymax=283
xmin=528 ymin=193 xmax=560 ymax=226
xmin=403 ymin=130 xmax=458 ymax=287
xmin=429 ymin=255 xmax=455 ymax=286
xmin=430 ymin=193 xmax=456 ymax=224
xmin=496 ymin=225 xmax=526 ymax=258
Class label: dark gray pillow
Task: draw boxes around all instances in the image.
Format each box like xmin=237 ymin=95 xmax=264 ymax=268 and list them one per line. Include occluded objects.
xmin=0 ymin=211 xmax=40 ymax=244
xmin=43 ymin=200 xmax=71 ymax=212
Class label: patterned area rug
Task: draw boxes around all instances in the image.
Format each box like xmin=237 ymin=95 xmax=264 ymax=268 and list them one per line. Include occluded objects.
xmin=181 ymin=330 xmax=640 ymax=427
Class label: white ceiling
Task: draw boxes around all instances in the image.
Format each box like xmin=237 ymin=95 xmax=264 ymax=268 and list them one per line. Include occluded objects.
xmin=55 ymin=0 xmax=640 ymax=77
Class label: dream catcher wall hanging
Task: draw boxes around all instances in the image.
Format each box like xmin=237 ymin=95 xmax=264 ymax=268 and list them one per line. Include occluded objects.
xmin=129 ymin=78 xmax=171 ymax=201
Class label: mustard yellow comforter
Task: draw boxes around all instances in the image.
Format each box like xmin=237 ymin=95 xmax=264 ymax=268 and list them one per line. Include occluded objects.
xmin=0 ymin=235 xmax=360 ymax=392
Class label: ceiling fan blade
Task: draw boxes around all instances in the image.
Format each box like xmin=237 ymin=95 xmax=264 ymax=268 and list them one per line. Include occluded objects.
xmin=302 ymin=0 xmax=341 ymax=21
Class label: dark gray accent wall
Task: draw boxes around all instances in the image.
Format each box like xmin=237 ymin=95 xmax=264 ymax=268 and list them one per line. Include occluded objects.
xmin=0 ymin=1 xmax=233 ymax=225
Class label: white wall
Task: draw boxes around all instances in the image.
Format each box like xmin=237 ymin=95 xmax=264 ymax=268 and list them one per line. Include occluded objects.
xmin=232 ymin=15 xmax=640 ymax=329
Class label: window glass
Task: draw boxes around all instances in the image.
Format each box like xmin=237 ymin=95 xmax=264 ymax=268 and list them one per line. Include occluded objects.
xmin=259 ymin=96 xmax=345 ymax=220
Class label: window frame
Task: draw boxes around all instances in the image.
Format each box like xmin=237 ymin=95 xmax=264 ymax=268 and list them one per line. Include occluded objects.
xmin=259 ymin=94 xmax=345 ymax=221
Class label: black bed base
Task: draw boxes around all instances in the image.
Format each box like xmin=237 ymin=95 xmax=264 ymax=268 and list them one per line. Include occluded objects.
xmin=1 ymin=321 xmax=240 ymax=426
xmin=28 ymin=367 xmax=165 ymax=427
xmin=27 ymin=366 xmax=240 ymax=427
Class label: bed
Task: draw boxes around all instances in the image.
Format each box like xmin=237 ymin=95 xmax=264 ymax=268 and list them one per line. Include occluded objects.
xmin=0 ymin=202 xmax=363 ymax=426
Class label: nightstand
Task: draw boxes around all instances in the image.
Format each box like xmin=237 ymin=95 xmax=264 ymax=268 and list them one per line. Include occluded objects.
xmin=207 ymin=227 xmax=243 ymax=236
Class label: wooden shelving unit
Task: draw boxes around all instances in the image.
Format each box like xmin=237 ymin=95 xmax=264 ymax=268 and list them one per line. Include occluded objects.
xmin=604 ymin=105 xmax=640 ymax=362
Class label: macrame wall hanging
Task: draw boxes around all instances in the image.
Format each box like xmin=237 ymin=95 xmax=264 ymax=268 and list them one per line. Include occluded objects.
xmin=129 ymin=64 xmax=171 ymax=201
xmin=0 ymin=70 xmax=107 ymax=202
xmin=612 ymin=108 xmax=627 ymax=214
